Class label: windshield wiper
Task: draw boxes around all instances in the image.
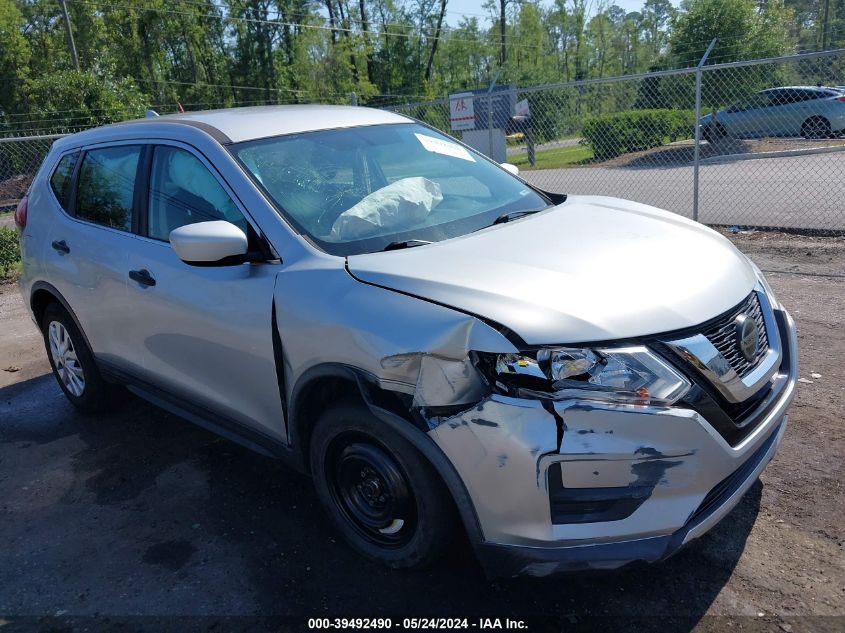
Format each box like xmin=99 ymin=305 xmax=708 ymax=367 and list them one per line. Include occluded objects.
xmin=382 ymin=239 xmax=432 ymax=251
xmin=491 ymin=208 xmax=547 ymax=226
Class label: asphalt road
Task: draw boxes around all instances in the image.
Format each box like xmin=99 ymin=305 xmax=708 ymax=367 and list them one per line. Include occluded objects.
xmin=1 ymin=231 xmax=844 ymax=630
xmin=521 ymin=151 xmax=845 ymax=231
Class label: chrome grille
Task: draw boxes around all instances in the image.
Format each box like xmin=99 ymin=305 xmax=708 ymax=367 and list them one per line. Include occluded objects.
xmin=701 ymin=292 xmax=770 ymax=378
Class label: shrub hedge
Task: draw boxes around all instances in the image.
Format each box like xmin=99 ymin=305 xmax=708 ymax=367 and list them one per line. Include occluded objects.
xmin=581 ymin=109 xmax=695 ymax=160
xmin=0 ymin=226 xmax=21 ymax=279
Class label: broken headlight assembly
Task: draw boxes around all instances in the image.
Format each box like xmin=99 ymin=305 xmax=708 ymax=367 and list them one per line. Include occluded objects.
xmin=476 ymin=346 xmax=691 ymax=406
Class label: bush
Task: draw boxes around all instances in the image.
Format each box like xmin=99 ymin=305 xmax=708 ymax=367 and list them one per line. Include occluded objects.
xmin=0 ymin=226 xmax=21 ymax=279
xmin=582 ymin=109 xmax=695 ymax=160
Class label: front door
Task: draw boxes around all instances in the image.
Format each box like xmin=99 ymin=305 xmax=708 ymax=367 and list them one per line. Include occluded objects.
xmin=122 ymin=143 xmax=285 ymax=441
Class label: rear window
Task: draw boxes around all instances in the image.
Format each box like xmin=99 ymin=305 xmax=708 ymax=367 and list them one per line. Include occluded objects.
xmin=75 ymin=145 xmax=141 ymax=232
xmin=49 ymin=152 xmax=79 ymax=209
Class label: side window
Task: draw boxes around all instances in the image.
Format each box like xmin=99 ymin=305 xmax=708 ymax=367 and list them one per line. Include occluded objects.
xmin=767 ymin=90 xmax=787 ymax=106
xmin=148 ymin=146 xmax=247 ymax=242
xmin=75 ymin=146 xmax=141 ymax=231
xmin=49 ymin=152 xmax=80 ymax=209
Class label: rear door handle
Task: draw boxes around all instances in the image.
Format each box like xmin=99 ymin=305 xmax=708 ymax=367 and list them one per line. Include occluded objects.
xmin=129 ymin=269 xmax=156 ymax=287
xmin=51 ymin=240 xmax=70 ymax=254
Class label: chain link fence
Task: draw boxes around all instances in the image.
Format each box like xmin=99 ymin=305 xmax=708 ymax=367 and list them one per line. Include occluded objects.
xmin=1 ymin=135 xmax=65 ymax=278
xmin=391 ymin=48 xmax=845 ymax=235
xmin=1 ymin=49 xmax=844 ymax=279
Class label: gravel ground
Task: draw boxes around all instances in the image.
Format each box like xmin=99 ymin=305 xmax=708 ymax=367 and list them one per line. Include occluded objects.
xmin=0 ymin=231 xmax=843 ymax=632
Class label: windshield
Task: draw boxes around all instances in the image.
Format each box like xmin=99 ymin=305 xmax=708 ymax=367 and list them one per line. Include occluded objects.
xmin=231 ymin=122 xmax=550 ymax=255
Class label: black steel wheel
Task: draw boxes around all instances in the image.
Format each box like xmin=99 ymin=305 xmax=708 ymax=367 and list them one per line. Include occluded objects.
xmin=309 ymin=399 xmax=457 ymax=569
xmin=327 ymin=437 xmax=417 ymax=548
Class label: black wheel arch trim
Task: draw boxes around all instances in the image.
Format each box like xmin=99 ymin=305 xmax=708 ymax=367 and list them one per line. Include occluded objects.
xmin=288 ymin=362 xmax=486 ymax=547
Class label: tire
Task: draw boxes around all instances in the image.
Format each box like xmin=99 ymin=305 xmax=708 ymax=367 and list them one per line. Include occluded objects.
xmin=801 ymin=116 xmax=831 ymax=139
xmin=703 ymin=123 xmax=728 ymax=143
xmin=41 ymin=302 xmax=113 ymax=413
xmin=309 ymin=400 xmax=457 ymax=569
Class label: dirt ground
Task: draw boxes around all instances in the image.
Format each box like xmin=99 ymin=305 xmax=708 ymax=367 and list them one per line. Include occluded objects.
xmin=0 ymin=231 xmax=843 ymax=632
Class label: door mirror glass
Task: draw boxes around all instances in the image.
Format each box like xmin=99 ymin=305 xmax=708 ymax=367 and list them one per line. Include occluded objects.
xmin=500 ymin=162 xmax=519 ymax=176
xmin=170 ymin=220 xmax=248 ymax=265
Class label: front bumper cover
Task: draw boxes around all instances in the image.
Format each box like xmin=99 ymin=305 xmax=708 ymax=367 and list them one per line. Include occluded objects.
xmin=428 ymin=309 xmax=797 ymax=577
xmin=476 ymin=418 xmax=786 ymax=577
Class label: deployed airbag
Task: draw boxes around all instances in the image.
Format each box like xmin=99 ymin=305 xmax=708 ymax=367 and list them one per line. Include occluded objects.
xmin=331 ymin=177 xmax=442 ymax=240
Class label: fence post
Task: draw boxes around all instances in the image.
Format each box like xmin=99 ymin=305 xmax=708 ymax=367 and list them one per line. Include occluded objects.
xmin=486 ymin=69 xmax=502 ymax=160
xmin=693 ymin=38 xmax=717 ymax=223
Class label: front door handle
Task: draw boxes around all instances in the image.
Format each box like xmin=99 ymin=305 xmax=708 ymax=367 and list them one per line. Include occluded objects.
xmin=51 ymin=240 xmax=70 ymax=254
xmin=129 ymin=269 xmax=156 ymax=287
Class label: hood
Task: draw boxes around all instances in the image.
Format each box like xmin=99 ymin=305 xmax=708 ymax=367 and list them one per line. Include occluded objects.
xmin=346 ymin=195 xmax=757 ymax=345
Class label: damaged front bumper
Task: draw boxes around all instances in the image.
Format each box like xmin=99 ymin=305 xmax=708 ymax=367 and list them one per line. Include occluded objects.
xmin=428 ymin=310 xmax=797 ymax=578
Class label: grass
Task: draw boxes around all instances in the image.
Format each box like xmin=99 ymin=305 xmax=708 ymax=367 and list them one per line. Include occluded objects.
xmin=508 ymin=142 xmax=594 ymax=170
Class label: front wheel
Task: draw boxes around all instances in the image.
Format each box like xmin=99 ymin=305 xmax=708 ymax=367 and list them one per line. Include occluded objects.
xmin=702 ymin=122 xmax=728 ymax=143
xmin=309 ymin=400 xmax=457 ymax=569
xmin=41 ymin=302 xmax=113 ymax=413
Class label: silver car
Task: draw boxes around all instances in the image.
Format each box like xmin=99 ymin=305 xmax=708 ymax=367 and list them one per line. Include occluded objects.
xmin=14 ymin=106 xmax=797 ymax=577
xmin=701 ymin=85 xmax=845 ymax=140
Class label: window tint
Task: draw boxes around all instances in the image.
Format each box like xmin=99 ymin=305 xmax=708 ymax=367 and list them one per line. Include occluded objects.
xmin=75 ymin=146 xmax=141 ymax=231
xmin=148 ymin=146 xmax=247 ymax=242
xmin=49 ymin=152 xmax=79 ymax=208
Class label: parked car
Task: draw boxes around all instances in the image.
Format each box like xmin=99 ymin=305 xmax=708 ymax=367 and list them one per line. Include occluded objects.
xmin=15 ymin=106 xmax=797 ymax=577
xmin=701 ymin=86 xmax=845 ymax=141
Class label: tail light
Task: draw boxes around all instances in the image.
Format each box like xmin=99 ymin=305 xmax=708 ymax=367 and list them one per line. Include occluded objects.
xmin=838 ymin=96 xmax=845 ymax=102
xmin=14 ymin=196 xmax=28 ymax=229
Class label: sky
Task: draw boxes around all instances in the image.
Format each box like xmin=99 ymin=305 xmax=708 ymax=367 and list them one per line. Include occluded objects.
xmin=443 ymin=0 xmax=683 ymax=26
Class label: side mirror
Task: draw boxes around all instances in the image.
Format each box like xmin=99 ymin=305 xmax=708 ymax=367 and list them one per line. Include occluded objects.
xmin=170 ymin=220 xmax=248 ymax=265
xmin=500 ymin=163 xmax=520 ymax=176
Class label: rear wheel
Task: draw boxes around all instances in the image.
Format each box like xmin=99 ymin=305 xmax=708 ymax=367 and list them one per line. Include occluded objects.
xmin=801 ymin=116 xmax=831 ymax=139
xmin=309 ymin=400 xmax=457 ymax=569
xmin=41 ymin=303 xmax=112 ymax=413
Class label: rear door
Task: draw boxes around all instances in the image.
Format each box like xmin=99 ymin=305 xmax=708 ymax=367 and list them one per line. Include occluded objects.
xmin=768 ymin=89 xmax=812 ymax=137
xmin=42 ymin=143 xmax=146 ymax=373
xmin=121 ymin=142 xmax=286 ymax=441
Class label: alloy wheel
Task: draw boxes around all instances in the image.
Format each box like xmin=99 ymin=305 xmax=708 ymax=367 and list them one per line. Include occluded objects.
xmin=48 ymin=321 xmax=86 ymax=397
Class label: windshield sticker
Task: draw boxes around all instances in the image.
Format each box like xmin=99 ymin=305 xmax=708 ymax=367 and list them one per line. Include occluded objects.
xmin=414 ymin=133 xmax=476 ymax=163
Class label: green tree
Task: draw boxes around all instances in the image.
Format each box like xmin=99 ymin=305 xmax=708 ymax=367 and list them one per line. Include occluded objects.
xmin=22 ymin=70 xmax=149 ymax=133
xmin=0 ymin=0 xmax=31 ymax=116
xmin=670 ymin=0 xmax=795 ymax=67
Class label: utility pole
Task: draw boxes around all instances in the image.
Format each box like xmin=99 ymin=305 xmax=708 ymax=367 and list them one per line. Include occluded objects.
xmin=58 ymin=0 xmax=80 ymax=71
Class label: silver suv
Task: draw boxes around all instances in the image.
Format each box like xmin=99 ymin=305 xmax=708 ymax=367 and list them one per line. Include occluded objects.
xmin=15 ymin=106 xmax=797 ymax=577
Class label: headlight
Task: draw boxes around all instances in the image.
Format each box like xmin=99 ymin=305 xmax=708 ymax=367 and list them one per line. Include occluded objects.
xmin=747 ymin=259 xmax=780 ymax=309
xmin=487 ymin=346 xmax=690 ymax=405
